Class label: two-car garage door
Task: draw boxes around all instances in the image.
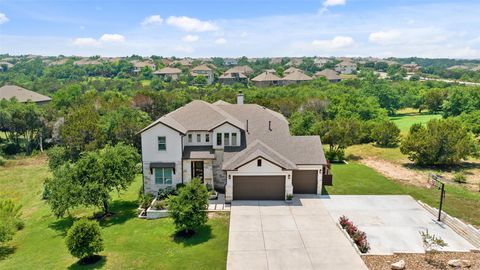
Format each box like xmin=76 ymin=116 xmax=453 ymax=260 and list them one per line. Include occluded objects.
xmin=233 ymin=176 xmax=285 ymax=200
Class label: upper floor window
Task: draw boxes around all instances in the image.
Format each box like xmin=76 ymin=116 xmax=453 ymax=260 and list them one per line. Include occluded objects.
xmin=197 ymin=134 xmax=201 ymax=143
xmin=205 ymin=134 xmax=210 ymax=143
xmin=155 ymin=168 xmax=173 ymax=185
xmin=231 ymin=133 xmax=237 ymax=146
xmin=158 ymin=136 xmax=166 ymax=151
xmin=216 ymin=133 xmax=222 ymax=145
xmin=224 ymin=133 xmax=230 ymax=146
xmin=188 ymin=134 xmax=192 ymax=143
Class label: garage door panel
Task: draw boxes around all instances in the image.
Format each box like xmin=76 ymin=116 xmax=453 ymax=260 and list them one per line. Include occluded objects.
xmin=292 ymin=170 xmax=317 ymax=194
xmin=233 ymin=176 xmax=285 ymax=200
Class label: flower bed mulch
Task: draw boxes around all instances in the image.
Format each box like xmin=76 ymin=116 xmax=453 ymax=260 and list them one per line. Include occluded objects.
xmin=362 ymin=251 xmax=480 ymax=270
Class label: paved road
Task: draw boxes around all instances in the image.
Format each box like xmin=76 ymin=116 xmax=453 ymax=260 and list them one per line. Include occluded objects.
xmin=227 ymin=197 xmax=368 ymax=270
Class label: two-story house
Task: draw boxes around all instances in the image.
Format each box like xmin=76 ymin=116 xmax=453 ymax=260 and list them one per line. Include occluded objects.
xmin=191 ymin=64 xmax=214 ymax=84
xmin=140 ymin=93 xmax=329 ymax=202
xmin=335 ymin=60 xmax=357 ymax=74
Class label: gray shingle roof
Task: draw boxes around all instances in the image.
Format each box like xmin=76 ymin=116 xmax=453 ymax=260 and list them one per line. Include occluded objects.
xmin=153 ymin=67 xmax=181 ymax=74
xmin=252 ymin=72 xmax=281 ymax=82
xmin=282 ymin=71 xmax=313 ymax=81
xmin=141 ymin=100 xmax=327 ymax=167
xmin=315 ymin=69 xmax=341 ymax=81
xmin=0 ymin=85 xmax=51 ymax=103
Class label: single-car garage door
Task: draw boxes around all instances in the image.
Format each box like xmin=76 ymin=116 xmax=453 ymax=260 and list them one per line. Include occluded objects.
xmin=233 ymin=176 xmax=285 ymax=200
xmin=292 ymin=170 xmax=317 ymax=194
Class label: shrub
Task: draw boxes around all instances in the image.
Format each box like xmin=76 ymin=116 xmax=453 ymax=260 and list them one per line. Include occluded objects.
xmin=168 ymin=178 xmax=209 ymax=234
xmin=46 ymin=146 xmax=69 ymax=170
xmin=157 ymin=187 xmax=175 ymax=200
xmin=2 ymin=143 xmax=21 ymax=156
xmin=453 ymin=171 xmax=467 ymax=184
xmin=419 ymin=229 xmax=447 ymax=263
xmin=176 ymin=183 xmax=186 ymax=190
xmin=139 ymin=193 xmax=154 ymax=209
xmin=0 ymin=155 xmax=5 ymax=166
xmin=338 ymin=215 xmax=370 ymax=253
xmin=66 ymin=219 xmax=104 ymax=261
xmin=325 ymin=148 xmax=345 ymax=162
xmin=152 ymin=199 xmax=168 ymax=210
xmin=371 ymin=120 xmax=400 ymax=147
xmin=286 ymin=194 xmax=293 ymax=200
xmin=0 ymin=200 xmax=23 ymax=245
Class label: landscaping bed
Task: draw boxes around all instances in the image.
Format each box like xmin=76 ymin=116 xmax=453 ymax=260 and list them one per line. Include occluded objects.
xmin=362 ymin=251 xmax=480 ymax=270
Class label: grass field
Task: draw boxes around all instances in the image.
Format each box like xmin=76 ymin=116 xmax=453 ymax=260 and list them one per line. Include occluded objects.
xmin=325 ymin=163 xmax=480 ymax=227
xmin=0 ymin=155 xmax=229 ymax=270
xmin=389 ymin=109 xmax=442 ymax=135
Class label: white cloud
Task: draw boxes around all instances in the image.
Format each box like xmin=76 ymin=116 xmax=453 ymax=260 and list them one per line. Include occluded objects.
xmin=73 ymin=37 xmax=100 ymax=47
xmin=99 ymin=33 xmax=125 ymax=43
xmin=214 ymin=38 xmax=227 ymax=45
xmin=323 ymin=0 xmax=346 ymax=7
xmin=142 ymin=15 xmax=163 ymax=26
xmin=369 ymin=30 xmax=402 ymax=45
xmin=311 ymin=36 xmax=354 ymax=50
xmin=0 ymin=12 xmax=9 ymax=24
xmin=182 ymin=35 xmax=199 ymax=42
xmin=166 ymin=16 xmax=218 ymax=32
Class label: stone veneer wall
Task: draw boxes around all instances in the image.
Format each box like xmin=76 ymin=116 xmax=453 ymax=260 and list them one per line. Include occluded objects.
xmin=212 ymin=150 xmax=227 ymax=192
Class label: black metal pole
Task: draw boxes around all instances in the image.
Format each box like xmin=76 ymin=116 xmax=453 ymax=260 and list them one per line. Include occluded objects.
xmin=438 ymin=183 xmax=445 ymax=221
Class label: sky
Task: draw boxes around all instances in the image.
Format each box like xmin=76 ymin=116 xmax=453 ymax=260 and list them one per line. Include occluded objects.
xmin=0 ymin=0 xmax=479 ymax=58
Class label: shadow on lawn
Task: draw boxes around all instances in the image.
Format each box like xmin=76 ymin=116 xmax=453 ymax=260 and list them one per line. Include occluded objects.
xmin=172 ymin=224 xmax=213 ymax=246
xmin=0 ymin=245 xmax=16 ymax=260
xmin=68 ymin=255 xmax=106 ymax=270
xmin=49 ymin=216 xmax=76 ymax=236
xmin=98 ymin=200 xmax=138 ymax=228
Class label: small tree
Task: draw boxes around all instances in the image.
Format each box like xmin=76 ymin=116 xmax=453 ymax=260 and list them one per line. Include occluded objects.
xmin=66 ymin=219 xmax=104 ymax=263
xmin=371 ymin=120 xmax=400 ymax=147
xmin=0 ymin=200 xmax=23 ymax=245
xmin=168 ymin=178 xmax=209 ymax=235
xmin=419 ymin=229 xmax=447 ymax=264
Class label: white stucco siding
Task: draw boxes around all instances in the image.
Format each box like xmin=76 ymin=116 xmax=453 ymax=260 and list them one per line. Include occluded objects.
xmin=141 ymin=123 xmax=183 ymax=195
xmin=237 ymin=158 xmax=283 ymax=173
xmin=183 ymin=131 xmax=213 ymax=146
xmin=212 ymin=122 xmax=241 ymax=149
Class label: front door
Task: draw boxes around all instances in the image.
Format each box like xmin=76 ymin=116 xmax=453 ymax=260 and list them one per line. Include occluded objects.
xmin=191 ymin=161 xmax=204 ymax=183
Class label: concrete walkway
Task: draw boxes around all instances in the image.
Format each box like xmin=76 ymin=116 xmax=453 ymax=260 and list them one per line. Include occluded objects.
xmin=227 ymin=197 xmax=367 ymax=270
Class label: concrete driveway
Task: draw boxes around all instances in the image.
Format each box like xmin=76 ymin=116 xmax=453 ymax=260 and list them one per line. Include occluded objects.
xmin=227 ymin=197 xmax=367 ymax=270
xmin=321 ymin=195 xmax=476 ymax=255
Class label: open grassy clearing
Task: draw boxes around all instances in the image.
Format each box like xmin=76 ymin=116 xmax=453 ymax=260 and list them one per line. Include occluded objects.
xmin=325 ymin=163 xmax=480 ymax=227
xmin=389 ymin=109 xmax=442 ymax=135
xmin=0 ymin=155 xmax=229 ymax=270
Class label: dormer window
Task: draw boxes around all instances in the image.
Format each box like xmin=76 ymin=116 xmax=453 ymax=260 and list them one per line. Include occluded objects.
xmin=231 ymin=133 xmax=237 ymax=146
xmin=257 ymin=159 xmax=262 ymax=167
xmin=197 ymin=134 xmax=201 ymax=142
xmin=188 ymin=134 xmax=192 ymax=143
xmin=216 ymin=133 xmax=222 ymax=145
xmin=206 ymin=134 xmax=210 ymax=143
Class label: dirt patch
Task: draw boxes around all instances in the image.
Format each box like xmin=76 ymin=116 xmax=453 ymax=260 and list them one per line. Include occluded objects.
xmin=360 ymin=157 xmax=480 ymax=191
xmin=361 ymin=157 xmax=429 ymax=187
xmin=362 ymin=251 xmax=480 ymax=270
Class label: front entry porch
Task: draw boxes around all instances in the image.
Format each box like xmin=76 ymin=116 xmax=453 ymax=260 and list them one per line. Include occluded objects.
xmin=182 ymin=159 xmax=214 ymax=188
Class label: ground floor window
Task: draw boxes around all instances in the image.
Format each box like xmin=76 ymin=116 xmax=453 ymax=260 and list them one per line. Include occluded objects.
xmin=155 ymin=168 xmax=173 ymax=185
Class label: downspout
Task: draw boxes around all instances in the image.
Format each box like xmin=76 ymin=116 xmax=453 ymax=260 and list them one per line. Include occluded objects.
xmin=181 ymin=133 xmax=184 ymax=184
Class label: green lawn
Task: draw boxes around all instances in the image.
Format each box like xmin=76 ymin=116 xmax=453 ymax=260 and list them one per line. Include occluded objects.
xmin=325 ymin=163 xmax=480 ymax=227
xmin=389 ymin=110 xmax=442 ymax=135
xmin=0 ymin=156 xmax=229 ymax=270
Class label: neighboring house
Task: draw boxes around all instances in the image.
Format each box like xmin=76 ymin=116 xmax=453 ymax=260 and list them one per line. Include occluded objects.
xmin=335 ymin=60 xmax=357 ymax=74
xmin=219 ymin=66 xmax=254 ymax=85
xmin=224 ymin=58 xmax=238 ymax=66
xmin=314 ymin=58 xmax=329 ymax=67
xmin=0 ymin=62 xmax=14 ymax=72
xmin=131 ymin=60 xmax=156 ymax=74
xmin=169 ymin=59 xmax=193 ymax=68
xmin=153 ymin=67 xmax=182 ymax=81
xmin=0 ymin=84 xmax=52 ymax=105
xmin=139 ymin=93 xmax=329 ymax=202
xmin=315 ymin=69 xmax=341 ymax=83
xmin=286 ymin=58 xmax=303 ymax=67
xmin=264 ymin=69 xmax=277 ymax=74
xmin=191 ymin=64 xmax=214 ymax=84
xmin=282 ymin=71 xmax=313 ymax=85
xmin=284 ymin=67 xmax=302 ymax=75
xmin=251 ymin=72 xmax=282 ymax=87
xmin=402 ymin=63 xmax=421 ymax=74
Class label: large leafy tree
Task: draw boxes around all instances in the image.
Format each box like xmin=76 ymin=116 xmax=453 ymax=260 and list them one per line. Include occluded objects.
xmin=371 ymin=120 xmax=401 ymax=147
xmin=46 ymin=144 xmax=140 ymax=217
xmin=400 ymin=119 xmax=478 ymax=165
